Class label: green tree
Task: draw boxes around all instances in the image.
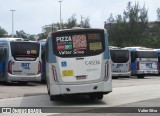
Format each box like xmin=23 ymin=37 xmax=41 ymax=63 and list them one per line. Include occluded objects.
xmin=16 ymin=30 xmax=28 ymax=39
xmin=81 ymin=17 xmax=90 ymax=28
xmin=106 ymin=1 xmax=148 ymax=47
xmin=66 ymin=14 xmax=77 ymax=28
xmin=0 ymin=26 xmax=8 ymax=37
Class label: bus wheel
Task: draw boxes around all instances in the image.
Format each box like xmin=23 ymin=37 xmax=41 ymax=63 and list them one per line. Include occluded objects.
xmin=50 ymin=95 xmax=63 ymax=101
xmin=89 ymin=95 xmax=96 ymax=100
xmin=18 ymin=82 xmax=28 ymax=85
xmin=137 ymin=75 xmax=145 ymax=79
xmin=97 ymin=94 xmax=103 ymax=100
xmin=112 ymin=76 xmax=118 ymax=79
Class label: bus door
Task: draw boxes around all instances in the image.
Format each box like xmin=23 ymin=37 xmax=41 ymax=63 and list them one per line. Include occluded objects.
xmin=0 ymin=47 xmax=7 ymax=76
xmin=10 ymin=42 xmax=41 ymax=77
xmin=41 ymin=43 xmax=46 ymax=81
xmin=130 ymin=50 xmax=137 ymax=75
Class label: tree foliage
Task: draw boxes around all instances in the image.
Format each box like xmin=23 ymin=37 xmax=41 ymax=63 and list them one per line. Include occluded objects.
xmin=0 ymin=27 xmax=8 ymax=37
xmin=66 ymin=14 xmax=77 ymax=28
xmin=16 ymin=30 xmax=28 ymax=39
xmin=50 ymin=14 xmax=91 ymax=31
xmin=106 ymin=1 xmax=152 ymax=47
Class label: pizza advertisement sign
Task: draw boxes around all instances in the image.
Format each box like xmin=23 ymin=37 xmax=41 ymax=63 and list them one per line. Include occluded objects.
xmin=54 ymin=32 xmax=104 ymax=57
xmin=56 ymin=36 xmax=73 ymax=51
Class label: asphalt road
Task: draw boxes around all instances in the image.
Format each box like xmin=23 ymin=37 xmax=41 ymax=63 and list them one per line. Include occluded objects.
xmin=0 ymin=76 xmax=160 ymax=115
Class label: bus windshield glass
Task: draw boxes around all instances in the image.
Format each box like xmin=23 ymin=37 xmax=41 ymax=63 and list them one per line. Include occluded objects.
xmin=110 ymin=50 xmax=129 ymax=63
xmin=10 ymin=42 xmax=40 ymax=61
xmin=52 ymin=30 xmax=105 ymax=57
xmin=136 ymin=51 xmax=157 ymax=58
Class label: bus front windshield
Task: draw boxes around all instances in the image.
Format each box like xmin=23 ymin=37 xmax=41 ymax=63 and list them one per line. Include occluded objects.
xmin=52 ymin=30 xmax=105 ymax=57
xmin=10 ymin=42 xmax=40 ymax=61
xmin=110 ymin=50 xmax=129 ymax=63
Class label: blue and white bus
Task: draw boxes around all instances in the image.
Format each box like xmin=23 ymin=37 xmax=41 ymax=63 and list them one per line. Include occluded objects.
xmin=0 ymin=40 xmax=42 ymax=84
xmin=125 ymin=47 xmax=158 ymax=78
xmin=39 ymin=39 xmax=46 ymax=82
xmin=110 ymin=49 xmax=131 ymax=78
xmin=45 ymin=28 xmax=112 ymax=101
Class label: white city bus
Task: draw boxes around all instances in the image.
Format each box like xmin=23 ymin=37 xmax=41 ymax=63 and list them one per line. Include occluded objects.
xmin=0 ymin=40 xmax=42 ymax=84
xmin=45 ymin=28 xmax=112 ymax=101
xmin=110 ymin=49 xmax=131 ymax=79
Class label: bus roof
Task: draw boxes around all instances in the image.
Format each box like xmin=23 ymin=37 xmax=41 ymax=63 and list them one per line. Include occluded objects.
xmin=109 ymin=46 xmax=121 ymax=49
xmin=47 ymin=28 xmax=106 ymax=38
xmin=0 ymin=38 xmax=24 ymax=42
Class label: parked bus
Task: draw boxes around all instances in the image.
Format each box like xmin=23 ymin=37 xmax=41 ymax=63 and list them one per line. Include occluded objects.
xmin=124 ymin=47 xmax=158 ymax=78
xmin=0 ymin=40 xmax=42 ymax=84
xmin=45 ymin=28 xmax=112 ymax=101
xmin=110 ymin=49 xmax=131 ymax=79
xmin=39 ymin=39 xmax=46 ymax=82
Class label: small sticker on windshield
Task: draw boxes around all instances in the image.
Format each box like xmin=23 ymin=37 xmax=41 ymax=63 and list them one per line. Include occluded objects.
xmin=61 ymin=61 xmax=67 ymax=67
xmin=31 ymin=50 xmax=37 ymax=54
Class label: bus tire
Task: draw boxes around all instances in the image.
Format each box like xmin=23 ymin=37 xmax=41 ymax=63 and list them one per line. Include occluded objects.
xmin=18 ymin=82 xmax=28 ymax=85
xmin=112 ymin=76 xmax=118 ymax=79
xmin=97 ymin=94 xmax=103 ymax=100
xmin=89 ymin=95 xmax=96 ymax=100
xmin=50 ymin=95 xmax=63 ymax=101
xmin=137 ymin=75 xmax=145 ymax=79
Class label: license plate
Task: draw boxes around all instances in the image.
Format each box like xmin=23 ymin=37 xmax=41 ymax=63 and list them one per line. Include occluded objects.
xmin=76 ymin=75 xmax=87 ymax=80
xmin=12 ymin=70 xmax=22 ymax=75
xmin=27 ymin=73 xmax=35 ymax=75
xmin=62 ymin=70 xmax=74 ymax=77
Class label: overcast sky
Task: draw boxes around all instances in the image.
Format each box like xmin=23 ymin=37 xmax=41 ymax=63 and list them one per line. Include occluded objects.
xmin=0 ymin=0 xmax=160 ymax=35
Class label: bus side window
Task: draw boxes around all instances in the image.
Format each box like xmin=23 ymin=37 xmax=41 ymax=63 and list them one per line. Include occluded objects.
xmin=131 ymin=51 xmax=136 ymax=63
